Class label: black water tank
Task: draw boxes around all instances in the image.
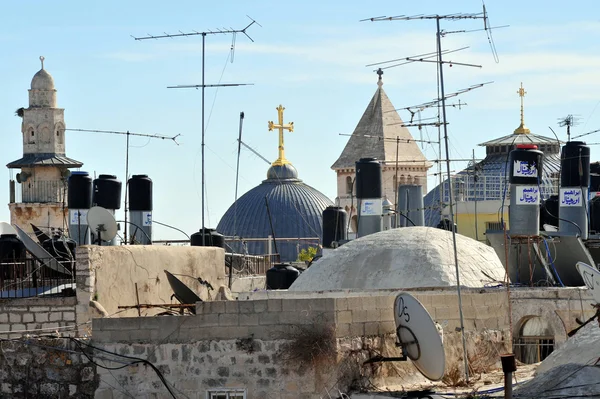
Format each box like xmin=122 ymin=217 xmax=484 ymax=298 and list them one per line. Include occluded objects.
xmin=509 ymin=144 xmax=543 ymax=185
xmin=322 ymin=206 xmax=347 ymax=248
xmin=68 ymin=171 xmax=92 ymax=209
xmin=266 ymin=263 xmax=300 ymax=289
xmin=590 ymin=196 xmax=600 ymax=233
xmin=541 ymin=195 xmax=559 ymax=227
xmin=561 ymin=141 xmax=590 ymax=187
xmin=129 ymin=175 xmax=153 ymax=211
xmin=190 ymin=228 xmax=225 ymax=248
xmin=591 ymin=162 xmax=600 ymax=192
xmin=0 ymin=234 xmax=25 ymax=261
xmin=93 ymin=174 xmax=122 ymax=210
xmin=355 ymin=158 xmax=382 ymax=199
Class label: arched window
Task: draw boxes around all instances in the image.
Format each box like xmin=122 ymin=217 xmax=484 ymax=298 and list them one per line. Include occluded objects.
xmin=345 ymin=176 xmax=353 ymax=194
xmin=514 ymin=317 xmax=554 ymax=364
xmin=31 ymin=130 xmax=34 ymax=137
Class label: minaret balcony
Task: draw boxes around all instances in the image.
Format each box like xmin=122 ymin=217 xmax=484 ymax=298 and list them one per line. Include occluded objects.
xmin=14 ymin=180 xmax=66 ymax=204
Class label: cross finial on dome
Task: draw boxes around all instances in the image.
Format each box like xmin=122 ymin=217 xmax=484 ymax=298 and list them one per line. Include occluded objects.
xmin=376 ymin=68 xmax=383 ymax=87
xmin=39 ymin=56 xmax=45 ymax=69
xmin=513 ymin=82 xmax=531 ymax=134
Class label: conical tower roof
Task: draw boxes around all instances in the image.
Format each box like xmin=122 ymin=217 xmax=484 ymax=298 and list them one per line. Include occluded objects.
xmin=332 ymin=71 xmax=428 ymax=169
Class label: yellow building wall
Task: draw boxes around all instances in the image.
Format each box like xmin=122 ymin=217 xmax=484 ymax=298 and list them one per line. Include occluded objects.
xmin=455 ymin=211 xmax=509 ymax=242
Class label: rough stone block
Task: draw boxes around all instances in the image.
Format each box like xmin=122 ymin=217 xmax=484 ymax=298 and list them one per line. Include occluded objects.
xmin=10 ymin=324 xmax=26 ymax=332
xmin=41 ymin=322 xmax=59 ymax=330
xmin=49 ymin=313 xmax=62 ymax=322
xmin=334 ymin=298 xmax=348 ymax=311
xmin=267 ymin=299 xmax=282 ymax=312
xmin=364 ymin=322 xmax=379 ymax=336
xmin=35 ymin=313 xmax=49 ymax=323
xmin=9 ymin=313 xmax=21 ymax=323
xmin=282 ymin=299 xmax=295 ymax=312
xmin=63 ymin=312 xmax=76 ymax=322
xmin=360 ymin=296 xmax=378 ymax=311
xmin=239 ymin=313 xmax=259 ymax=326
xmin=253 ymin=300 xmax=267 ymax=313
xmin=336 ymin=310 xmax=352 ymax=324
xmin=352 ymin=310 xmax=369 ymax=323
xmin=375 ymin=295 xmax=395 ymax=311
xmin=378 ymin=321 xmax=396 ymax=335
xmin=219 ymin=313 xmax=239 ymax=327
xmin=435 ymin=307 xmax=459 ymax=321
xmin=347 ymin=297 xmax=363 ymax=310
xmin=0 ymin=314 xmax=7 ymax=323
xmin=238 ymin=300 xmax=254 ymax=314
xmin=197 ymin=313 xmax=219 ymax=327
xmin=210 ymin=301 xmax=226 ymax=314
xmin=258 ymin=312 xmax=280 ymax=326
xmin=336 ymin=323 xmax=351 ymax=337
xmin=225 ymin=301 xmax=239 ymax=314
xmin=29 ymin=306 xmax=50 ymax=312
xmin=350 ymin=323 xmax=365 ymax=337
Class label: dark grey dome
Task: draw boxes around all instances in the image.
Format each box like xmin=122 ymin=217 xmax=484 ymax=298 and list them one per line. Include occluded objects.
xmin=217 ymin=167 xmax=333 ymax=262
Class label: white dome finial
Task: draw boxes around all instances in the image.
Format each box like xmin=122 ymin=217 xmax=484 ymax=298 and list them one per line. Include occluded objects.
xmin=39 ymin=56 xmax=45 ymax=69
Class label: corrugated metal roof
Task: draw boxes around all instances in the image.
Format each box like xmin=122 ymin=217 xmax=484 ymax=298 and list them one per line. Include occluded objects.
xmin=217 ymin=165 xmax=333 ymax=262
xmin=7 ymin=153 xmax=83 ymax=168
xmin=479 ymin=133 xmax=561 ymax=146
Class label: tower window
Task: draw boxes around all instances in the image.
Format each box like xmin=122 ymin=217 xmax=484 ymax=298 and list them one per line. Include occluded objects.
xmin=57 ymin=131 xmax=59 ymax=136
xmin=346 ymin=176 xmax=353 ymax=194
xmin=31 ymin=131 xmax=34 ymax=137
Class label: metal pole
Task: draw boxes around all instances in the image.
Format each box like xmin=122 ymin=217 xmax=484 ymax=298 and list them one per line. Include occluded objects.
xmin=201 ymin=33 xmax=206 ymax=246
xmin=395 ymin=136 xmax=400 ymax=228
xmin=124 ymin=131 xmax=130 ymax=244
xmin=473 ymin=149 xmax=478 ymax=241
xmin=437 ymin=17 xmax=469 ymax=383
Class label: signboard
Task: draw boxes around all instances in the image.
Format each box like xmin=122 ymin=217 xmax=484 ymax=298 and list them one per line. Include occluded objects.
xmin=142 ymin=212 xmax=152 ymax=226
xmin=359 ymin=199 xmax=382 ymax=216
xmin=560 ymin=188 xmax=583 ymax=207
xmin=515 ymin=186 xmax=539 ymax=205
xmin=513 ymin=160 xmax=538 ymax=177
xmin=69 ymin=209 xmax=89 ymax=224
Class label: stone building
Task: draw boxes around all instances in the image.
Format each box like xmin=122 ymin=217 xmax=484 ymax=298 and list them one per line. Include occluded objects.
xmin=332 ymin=70 xmax=431 ymax=232
xmin=7 ymin=57 xmax=83 ymax=235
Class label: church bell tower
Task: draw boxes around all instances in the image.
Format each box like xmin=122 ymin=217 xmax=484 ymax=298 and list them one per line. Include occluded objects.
xmin=7 ymin=57 xmax=83 ymax=234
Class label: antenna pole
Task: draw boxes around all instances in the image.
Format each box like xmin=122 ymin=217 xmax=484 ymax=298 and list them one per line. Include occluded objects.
xmin=473 ymin=149 xmax=478 ymax=241
xmin=436 ymin=17 xmax=469 ymax=383
xmin=201 ymin=33 xmax=206 ymax=246
xmin=124 ymin=130 xmax=130 ymax=244
xmin=395 ymin=136 xmax=400 ymax=227
xmin=234 ymin=112 xmax=245 ymax=240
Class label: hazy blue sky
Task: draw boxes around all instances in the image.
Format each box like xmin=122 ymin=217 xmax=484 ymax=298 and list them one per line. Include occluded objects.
xmin=1 ymin=1 xmax=599 ymax=240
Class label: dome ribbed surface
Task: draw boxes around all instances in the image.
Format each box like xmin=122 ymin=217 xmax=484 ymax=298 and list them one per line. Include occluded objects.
xmin=31 ymin=68 xmax=55 ymax=90
xmin=217 ymin=174 xmax=333 ymax=262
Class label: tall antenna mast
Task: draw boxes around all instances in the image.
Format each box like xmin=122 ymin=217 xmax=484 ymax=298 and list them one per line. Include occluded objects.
xmin=66 ymin=128 xmax=180 ymax=244
xmin=558 ymin=114 xmax=580 ymax=142
xmin=132 ymin=17 xmax=259 ymax=246
xmin=363 ymin=7 xmax=501 ymax=383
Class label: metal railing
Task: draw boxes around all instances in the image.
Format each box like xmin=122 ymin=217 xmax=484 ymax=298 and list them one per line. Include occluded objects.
xmin=17 ymin=180 xmax=67 ymax=203
xmin=225 ymin=253 xmax=280 ymax=276
xmin=513 ymin=336 xmax=554 ymax=364
xmin=442 ymin=175 xmax=559 ymax=202
xmin=0 ymin=257 xmax=75 ymax=299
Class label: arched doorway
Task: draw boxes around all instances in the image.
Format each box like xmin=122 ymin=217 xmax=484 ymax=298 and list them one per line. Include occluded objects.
xmin=514 ymin=317 xmax=555 ymax=364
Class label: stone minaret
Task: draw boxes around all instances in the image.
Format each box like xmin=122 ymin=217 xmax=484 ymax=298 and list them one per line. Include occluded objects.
xmin=7 ymin=57 xmax=83 ymax=235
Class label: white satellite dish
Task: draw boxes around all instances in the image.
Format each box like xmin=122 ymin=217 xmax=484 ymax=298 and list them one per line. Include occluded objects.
xmin=576 ymin=262 xmax=600 ymax=304
xmin=0 ymin=222 xmax=17 ymax=236
xmin=87 ymin=206 xmax=118 ymax=244
xmin=394 ymin=292 xmax=446 ymax=381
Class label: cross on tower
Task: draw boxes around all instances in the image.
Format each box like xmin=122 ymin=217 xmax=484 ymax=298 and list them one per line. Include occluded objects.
xmin=514 ymin=82 xmax=530 ymax=134
xmin=376 ymin=68 xmax=384 ymax=87
xmin=268 ymin=104 xmax=294 ymax=166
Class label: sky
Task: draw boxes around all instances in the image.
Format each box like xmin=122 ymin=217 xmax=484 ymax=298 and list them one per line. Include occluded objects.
xmin=1 ymin=0 xmax=600 ymax=240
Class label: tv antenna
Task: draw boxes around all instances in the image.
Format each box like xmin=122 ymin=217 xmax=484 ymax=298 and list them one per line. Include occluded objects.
xmin=572 ymin=128 xmax=600 ymax=140
xmin=363 ymin=7 xmax=502 ymax=383
xmin=66 ymin=128 xmax=180 ymax=244
xmin=558 ymin=114 xmax=581 ymax=142
xmin=364 ymin=292 xmax=445 ymax=382
xmin=133 ymin=16 xmax=259 ymax=246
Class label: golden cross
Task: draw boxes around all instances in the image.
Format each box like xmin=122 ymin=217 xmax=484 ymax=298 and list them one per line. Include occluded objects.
xmin=514 ymin=82 xmax=530 ymax=134
xmin=268 ymin=104 xmax=294 ymax=166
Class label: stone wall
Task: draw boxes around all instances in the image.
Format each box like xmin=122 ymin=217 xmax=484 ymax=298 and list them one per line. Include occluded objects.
xmin=91 ymin=291 xmax=511 ymax=398
xmin=0 ymin=297 xmax=78 ymax=339
xmin=0 ymin=337 xmax=98 ymax=398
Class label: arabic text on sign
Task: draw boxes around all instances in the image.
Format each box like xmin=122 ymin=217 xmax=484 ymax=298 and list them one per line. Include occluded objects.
xmin=513 ymin=160 xmax=537 ymax=177
xmin=560 ymin=188 xmax=583 ymax=207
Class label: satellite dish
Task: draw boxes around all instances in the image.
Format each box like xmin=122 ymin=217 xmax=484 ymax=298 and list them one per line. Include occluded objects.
xmin=30 ymin=223 xmax=51 ymax=244
xmin=394 ymin=292 xmax=446 ymax=381
xmin=576 ymin=262 xmax=600 ymax=304
xmin=164 ymin=270 xmax=201 ymax=314
xmin=16 ymin=172 xmax=30 ymax=183
xmin=0 ymin=222 xmax=17 ymax=236
xmin=13 ymin=224 xmax=71 ymax=275
xmin=87 ymin=206 xmax=118 ymax=243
